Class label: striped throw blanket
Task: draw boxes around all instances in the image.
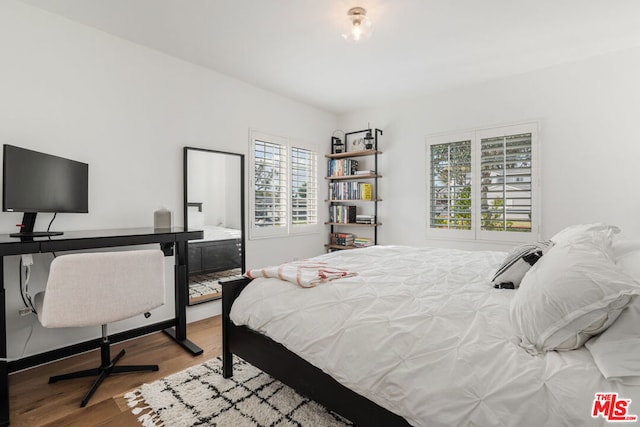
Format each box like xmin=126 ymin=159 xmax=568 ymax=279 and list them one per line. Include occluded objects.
xmin=246 ymin=261 xmax=357 ymax=288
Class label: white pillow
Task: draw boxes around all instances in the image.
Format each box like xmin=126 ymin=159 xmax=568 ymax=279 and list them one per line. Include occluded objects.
xmin=613 ymin=241 xmax=640 ymax=284
xmin=585 ymin=297 xmax=640 ymax=385
xmin=612 ymin=240 xmax=640 ymax=261
xmin=510 ymin=234 xmax=639 ymax=355
xmin=491 ymin=241 xmax=553 ymax=289
xmin=550 ymin=223 xmax=620 ymax=247
xmin=618 ymin=257 xmax=640 ymax=285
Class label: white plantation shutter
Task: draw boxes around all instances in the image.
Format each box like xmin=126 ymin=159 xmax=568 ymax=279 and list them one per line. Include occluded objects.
xmin=480 ymin=133 xmax=532 ymax=232
xmin=429 ymin=140 xmax=472 ymax=230
xmin=427 ymin=122 xmax=539 ymax=242
xmin=250 ymin=130 xmax=320 ymax=239
xmin=291 ymin=147 xmax=317 ymax=227
xmin=252 ymin=136 xmax=288 ymax=237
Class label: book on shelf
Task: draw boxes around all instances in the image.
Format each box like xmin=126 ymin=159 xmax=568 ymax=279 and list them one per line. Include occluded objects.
xmin=354 ymin=170 xmax=375 ymax=175
xmin=327 ymin=159 xmax=359 ymax=177
xmin=356 ymin=214 xmax=376 ymax=224
xmin=361 ymin=183 xmax=373 ymax=200
xmin=353 ymin=237 xmax=374 ymax=247
xmin=329 ymin=182 xmax=374 ymax=200
xmin=329 ymin=205 xmax=357 ymax=223
xmin=330 ymin=232 xmax=355 ymax=246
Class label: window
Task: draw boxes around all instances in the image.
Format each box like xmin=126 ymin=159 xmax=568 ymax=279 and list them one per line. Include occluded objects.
xmin=429 ymin=139 xmax=472 ymax=231
xmin=250 ymin=131 xmax=318 ymax=239
xmin=427 ymin=122 xmax=539 ymax=242
xmin=291 ymin=147 xmax=317 ymax=226
xmin=479 ymin=131 xmax=533 ymax=234
xmin=253 ymin=137 xmax=288 ymax=232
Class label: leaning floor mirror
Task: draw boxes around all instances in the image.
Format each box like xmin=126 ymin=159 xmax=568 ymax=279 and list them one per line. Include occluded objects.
xmin=184 ymin=147 xmax=245 ymax=305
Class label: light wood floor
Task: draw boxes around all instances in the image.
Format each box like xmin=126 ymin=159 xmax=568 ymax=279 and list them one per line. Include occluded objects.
xmin=9 ymin=316 xmax=222 ymax=427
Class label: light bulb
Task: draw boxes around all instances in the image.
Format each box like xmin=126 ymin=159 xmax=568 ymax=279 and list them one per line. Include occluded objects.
xmin=353 ymin=22 xmax=362 ymax=41
xmin=341 ymin=7 xmax=372 ymax=42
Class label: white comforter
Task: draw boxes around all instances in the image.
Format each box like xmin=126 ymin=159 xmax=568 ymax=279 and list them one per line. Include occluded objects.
xmin=230 ymin=245 xmax=640 ymax=427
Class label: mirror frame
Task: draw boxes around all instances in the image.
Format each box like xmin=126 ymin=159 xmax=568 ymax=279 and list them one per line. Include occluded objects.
xmin=183 ymin=146 xmax=246 ymax=304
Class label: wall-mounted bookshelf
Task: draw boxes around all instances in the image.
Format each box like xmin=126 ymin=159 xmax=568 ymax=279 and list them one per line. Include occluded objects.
xmin=325 ymin=129 xmax=382 ymax=251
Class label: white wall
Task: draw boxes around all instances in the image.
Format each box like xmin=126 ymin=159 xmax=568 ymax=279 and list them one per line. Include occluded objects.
xmin=339 ymin=47 xmax=640 ymax=250
xmin=0 ymin=1 xmax=335 ymax=358
xmin=187 ymin=150 xmax=230 ymax=227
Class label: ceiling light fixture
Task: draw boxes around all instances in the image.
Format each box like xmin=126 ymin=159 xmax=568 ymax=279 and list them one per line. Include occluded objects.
xmin=342 ymin=6 xmax=372 ymax=42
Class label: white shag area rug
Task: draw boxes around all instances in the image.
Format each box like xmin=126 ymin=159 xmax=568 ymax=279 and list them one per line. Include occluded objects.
xmin=125 ymin=357 xmax=352 ymax=427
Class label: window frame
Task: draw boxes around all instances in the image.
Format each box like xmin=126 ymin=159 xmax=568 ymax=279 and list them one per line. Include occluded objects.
xmin=426 ymin=122 xmax=540 ymax=243
xmin=290 ymin=145 xmax=319 ymax=235
xmin=249 ymin=130 xmax=320 ymax=240
xmin=426 ymin=131 xmax=476 ymax=241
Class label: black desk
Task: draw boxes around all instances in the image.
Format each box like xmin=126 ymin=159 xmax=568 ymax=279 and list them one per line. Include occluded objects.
xmin=0 ymin=227 xmax=204 ymax=426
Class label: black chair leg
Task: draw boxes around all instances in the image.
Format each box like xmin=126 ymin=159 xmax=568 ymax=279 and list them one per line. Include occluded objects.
xmin=49 ymin=368 xmax=101 ymax=383
xmin=81 ymin=370 xmax=109 ymax=408
xmin=110 ymin=349 xmax=126 ymax=366
xmin=112 ymin=364 xmax=159 ymax=373
xmin=49 ymin=340 xmax=160 ymax=407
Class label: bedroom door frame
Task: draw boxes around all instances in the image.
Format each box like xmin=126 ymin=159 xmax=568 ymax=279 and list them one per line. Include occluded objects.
xmin=183 ymin=146 xmax=246 ymax=305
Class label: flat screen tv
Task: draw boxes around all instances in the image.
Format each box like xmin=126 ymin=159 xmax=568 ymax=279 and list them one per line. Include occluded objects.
xmin=3 ymin=144 xmax=88 ymax=237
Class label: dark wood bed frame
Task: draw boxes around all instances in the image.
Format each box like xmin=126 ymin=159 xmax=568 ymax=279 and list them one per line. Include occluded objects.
xmin=186 ymin=202 xmax=243 ymax=276
xmin=188 ymin=238 xmax=242 ymax=275
xmin=221 ymin=276 xmax=411 ymax=427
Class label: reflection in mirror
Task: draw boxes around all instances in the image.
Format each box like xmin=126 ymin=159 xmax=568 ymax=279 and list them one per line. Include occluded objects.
xmin=184 ymin=147 xmax=245 ymax=305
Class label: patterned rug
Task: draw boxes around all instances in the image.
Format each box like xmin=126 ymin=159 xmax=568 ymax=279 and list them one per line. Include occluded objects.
xmin=125 ymin=357 xmax=352 ymax=427
xmin=188 ymin=269 xmax=241 ymax=303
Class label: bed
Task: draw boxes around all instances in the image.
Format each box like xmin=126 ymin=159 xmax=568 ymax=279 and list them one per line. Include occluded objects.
xmin=222 ymin=225 xmax=640 ymax=426
xmin=187 ymin=202 xmax=242 ymax=275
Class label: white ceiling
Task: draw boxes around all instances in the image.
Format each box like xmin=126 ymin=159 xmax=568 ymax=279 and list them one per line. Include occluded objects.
xmin=18 ymin=0 xmax=640 ymax=114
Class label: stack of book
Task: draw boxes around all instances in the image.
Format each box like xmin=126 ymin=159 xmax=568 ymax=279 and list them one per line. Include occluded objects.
xmin=327 ymin=159 xmax=359 ymax=177
xmin=353 ymin=237 xmax=374 ymax=248
xmin=356 ymin=214 xmax=376 ymax=224
xmin=354 ymin=170 xmax=375 ymax=176
xmin=330 ymin=232 xmax=355 ymax=246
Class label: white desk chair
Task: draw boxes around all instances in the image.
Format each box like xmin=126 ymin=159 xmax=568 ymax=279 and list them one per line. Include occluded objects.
xmin=34 ymin=249 xmax=165 ymax=407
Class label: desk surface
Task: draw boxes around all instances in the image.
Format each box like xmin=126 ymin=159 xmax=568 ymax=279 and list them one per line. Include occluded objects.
xmin=0 ymin=227 xmax=204 ymax=256
xmin=0 ymin=226 xmax=206 ymax=426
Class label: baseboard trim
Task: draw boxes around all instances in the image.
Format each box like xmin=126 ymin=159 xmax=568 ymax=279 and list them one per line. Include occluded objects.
xmin=8 ymin=319 xmax=175 ymax=373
